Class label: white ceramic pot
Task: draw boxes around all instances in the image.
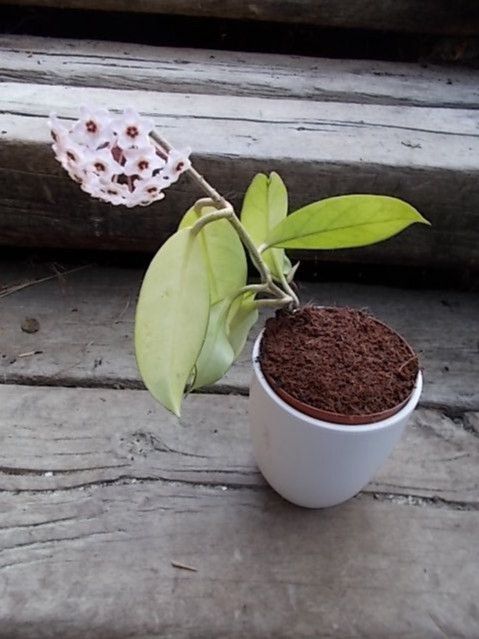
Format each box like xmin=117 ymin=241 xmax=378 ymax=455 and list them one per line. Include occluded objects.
xmin=249 ymin=334 xmax=423 ymax=508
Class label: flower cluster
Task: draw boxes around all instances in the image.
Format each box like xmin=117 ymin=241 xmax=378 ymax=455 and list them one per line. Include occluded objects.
xmin=48 ymin=107 xmax=191 ymax=208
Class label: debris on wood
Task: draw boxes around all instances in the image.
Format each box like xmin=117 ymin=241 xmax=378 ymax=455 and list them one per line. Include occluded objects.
xmin=0 ymin=264 xmax=92 ymax=299
xmin=17 ymin=350 xmax=43 ymax=358
xmin=21 ymin=318 xmax=40 ymax=334
xmin=171 ymin=561 xmax=198 ymax=572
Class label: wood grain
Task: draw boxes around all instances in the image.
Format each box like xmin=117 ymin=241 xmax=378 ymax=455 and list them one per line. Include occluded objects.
xmin=0 ymin=483 xmax=478 ymax=638
xmin=2 ymin=263 xmax=478 ymax=411
xmin=1 ymin=0 xmax=478 ymax=34
xmin=0 ymin=384 xmax=478 ymax=503
xmin=1 ymin=82 xmax=478 ymax=268
xmin=2 ymin=35 xmax=479 ymax=108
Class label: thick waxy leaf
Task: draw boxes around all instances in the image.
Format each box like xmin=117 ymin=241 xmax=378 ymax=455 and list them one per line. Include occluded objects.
xmin=265 ymin=195 xmax=430 ymax=250
xmin=179 ymin=204 xmax=249 ymax=390
xmin=179 ymin=205 xmax=247 ymax=304
xmin=192 ymin=290 xmax=260 ymax=391
xmin=191 ymin=298 xmax=235 ymax=390
xmin=226 ymin=292 xmax=259 ymax=359
xmin=135 ymin=228 xmax=210 ymax=416
xmin=240 ymin=172 xmax=290 ymax=280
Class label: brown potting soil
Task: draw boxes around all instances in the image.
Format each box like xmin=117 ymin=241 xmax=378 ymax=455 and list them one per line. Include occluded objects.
xmin=259 ymin=306 xmax=419 ymax=417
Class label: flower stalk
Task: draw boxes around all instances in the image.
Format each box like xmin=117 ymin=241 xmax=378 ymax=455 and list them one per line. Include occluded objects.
xmin=187 ymin=195 xmax=297 ymax=309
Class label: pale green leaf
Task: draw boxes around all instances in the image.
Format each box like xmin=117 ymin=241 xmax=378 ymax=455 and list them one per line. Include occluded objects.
xmin=240 ymin=172 xmax=289 ymax=280
xmin=179 ymin=205 xmax=247 ymax=304
xmin=192 ymin=289 xmax=260 ymax=391
xmin=227 ymin=292 xmax=259 ymax=359
xmin=135 ymin=229 xmax=210 ymax=416
xmin=191 ymin=298 xmax=235 ymax=390
xmin=265 ymin=195 xmax=430 ymax=250
xmin=286 ymin=260 xmax=300 ymax=283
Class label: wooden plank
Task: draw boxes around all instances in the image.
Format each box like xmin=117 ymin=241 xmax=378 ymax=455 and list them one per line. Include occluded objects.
xmin=2 ymin=35 xmax=479 ymax=108
xmin=2 ymin=263 xmax=478 ymax=411
xmin=1 ymin=0 xmax=478 ymax=34
xmin=0 ymin=384 xmax=478 ymax=504
xmin=465 ymin=413 xmax=479 ymax=434
xmin=1 ymin=82 xmax=479 ymax=268
xmin=0 ymin=485 xmax=478 ymax=638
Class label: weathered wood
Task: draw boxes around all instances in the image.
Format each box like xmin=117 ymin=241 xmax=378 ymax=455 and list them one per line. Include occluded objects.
xmin=0 ymin=484 xmax=478 ymax=638
xmin=1 ymin=384 xmax=478 ymax=504
xmin=465 ymin=412 xmax=479 ymax=434
xmin=1 ymin=82 xmax=478 ymax=268
xmin=1 ymin=0 xmax=478 ymax=34
xmin=2 ymin=35 xmax=479 ymax=108
xmin=2 ymin=263 xmax=478 ymax=411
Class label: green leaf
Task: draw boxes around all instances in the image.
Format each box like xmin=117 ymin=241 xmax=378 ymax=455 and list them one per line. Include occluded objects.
xmin=179 ymin=205 xmax=247 ymax=304
xmin=265 ymin=195 xmax=430 ymax=250
xmin=240 ymin=172 xmax=289 ymax=280
xmin=191 ymin=298 xmax=235 ymax=390
xmin=135 ymin=228 xmax=210 ymax=416
xmin=192 ymin=290 xmax=260 ymax=391
xmin=226 ymin=292 xmax=259 ymax=359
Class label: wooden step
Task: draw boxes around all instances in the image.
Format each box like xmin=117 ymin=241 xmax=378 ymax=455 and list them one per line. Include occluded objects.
xmin=1 ymin=384 xmax=478 ymax=502
xmin=3 ymin=35 xmax=478 ymax=107
xmin=1 ymin=37 xmax=479 ymax=269
xmin=2 ymin=261 xmax=478 ymax=411
xmin=0 ymin=432 xmax=477 ymax=638
xmin=3 ymin=0 xmax=479 ymax=34
xmin=0 ymin=256 xmax=478 ymax=636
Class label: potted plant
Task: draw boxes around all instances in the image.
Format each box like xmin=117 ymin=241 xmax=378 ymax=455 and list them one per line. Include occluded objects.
xmin=49 ymin=107 xmax=429 ymax=508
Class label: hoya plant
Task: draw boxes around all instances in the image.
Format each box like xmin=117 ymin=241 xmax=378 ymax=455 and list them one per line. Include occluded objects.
xmin=49 ymin=108 xmax=429 ymax=416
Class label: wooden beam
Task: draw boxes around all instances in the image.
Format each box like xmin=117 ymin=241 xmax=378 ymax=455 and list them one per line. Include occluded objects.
xmin=0 ymin=383 xmax=478 ymax=636
xmin=2 ymin=35 xmax=478 ymax=108
xmin=1 ymin=81 xmax=478 ymax=268
xmin=2 ymin=263 xmax=478 ymax=411
xmin=1 ymin=485 xmax=478 ymax=638
xmin=1 ymin=384 xmax=478 ymax=503
xmin=1 ymin=0 xmax=478 ymax=34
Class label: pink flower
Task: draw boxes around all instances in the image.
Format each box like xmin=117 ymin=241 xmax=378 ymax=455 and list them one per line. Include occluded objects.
xmin=123 ymin=146 xmax=165 ymax=178
xmin=71 ymin=107 xmax=113 ymax=149
xmin=112 ymin=108 xmax=154 ymax=150
xmin=48 ymin=107 xmax=191 ymax=208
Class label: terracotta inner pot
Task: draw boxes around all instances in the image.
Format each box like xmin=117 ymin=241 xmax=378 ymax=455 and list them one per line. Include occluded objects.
xmin=259 ymin=306 xmax=419 ymax=426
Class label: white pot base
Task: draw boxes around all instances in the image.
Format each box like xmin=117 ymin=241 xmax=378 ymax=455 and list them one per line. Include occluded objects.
xmin=249 ymin=334 xmax=423 ymax=509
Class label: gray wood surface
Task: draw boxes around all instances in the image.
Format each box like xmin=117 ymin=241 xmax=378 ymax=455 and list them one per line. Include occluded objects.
xmin=0 ymin=382 xmax=478 ymax=637
xmin=2 ymin=263 xmax=478 ymax=411
xmin=2 ymin=35 xmax=479 ymax=108
xmin=1 ymin=384 xmax=478 ymax=504
xmin=1 ymin=260 xmax=478 ymax=636
xmin=0 ymin=483 xmax=477 ymax=638
xmin=1 ymin=0 xmax=478 ymax=34
xmin=1 ymin=81 xmax=479 ymax=268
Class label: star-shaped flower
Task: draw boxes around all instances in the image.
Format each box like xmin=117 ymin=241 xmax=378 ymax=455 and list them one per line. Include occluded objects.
xmin=112 ymin=108 xmax=154 ymax=150
xmin=48 ymin=107 xmax=191 ymax=208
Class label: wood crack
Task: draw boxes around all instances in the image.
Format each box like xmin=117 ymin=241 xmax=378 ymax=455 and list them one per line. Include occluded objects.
xmin=2 ymin=376 xmax=479 ymax=416
xmin=0 ymin=464 xmax=130 ymax=476
xmin=0 ymin=528 xmax=128 ymax=557
xmin=0 ymin=474 xmax=477 ymax=511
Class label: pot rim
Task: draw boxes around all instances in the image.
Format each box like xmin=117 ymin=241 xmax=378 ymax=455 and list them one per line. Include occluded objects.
xmin=252 ymin=331 xmax=423 ymax=433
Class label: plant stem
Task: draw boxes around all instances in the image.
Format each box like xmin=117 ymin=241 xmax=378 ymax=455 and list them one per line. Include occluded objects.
xmin=191 ymin=206 xmax=233 ymax=234
xmin=150 ymin=131 xmax=299 ymax=309
xmin=278 ymin=271 xmax=300 ymax=308
xmin=256 ymin=298 xmax=294 ymax=309
xmin=150 ymin=132 xmax=224 ymax=204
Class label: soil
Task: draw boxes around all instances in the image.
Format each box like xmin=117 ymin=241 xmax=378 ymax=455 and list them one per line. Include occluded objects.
xmin=259 ymin=306 xmax=419 ymax=418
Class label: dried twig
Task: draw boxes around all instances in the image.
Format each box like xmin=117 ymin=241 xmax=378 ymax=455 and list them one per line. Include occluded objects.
xmin=398 ymin=355 xmax=418 ymax=374
xmin=17 ymin=350 xmax=43 ymax=358
xmin=0 ymin=264 xmax=92 ymax=300
xmin=114 ymin=296 xmax=131 ymax=324
xmin=171 ymin=561 xmax=198 ymax=572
